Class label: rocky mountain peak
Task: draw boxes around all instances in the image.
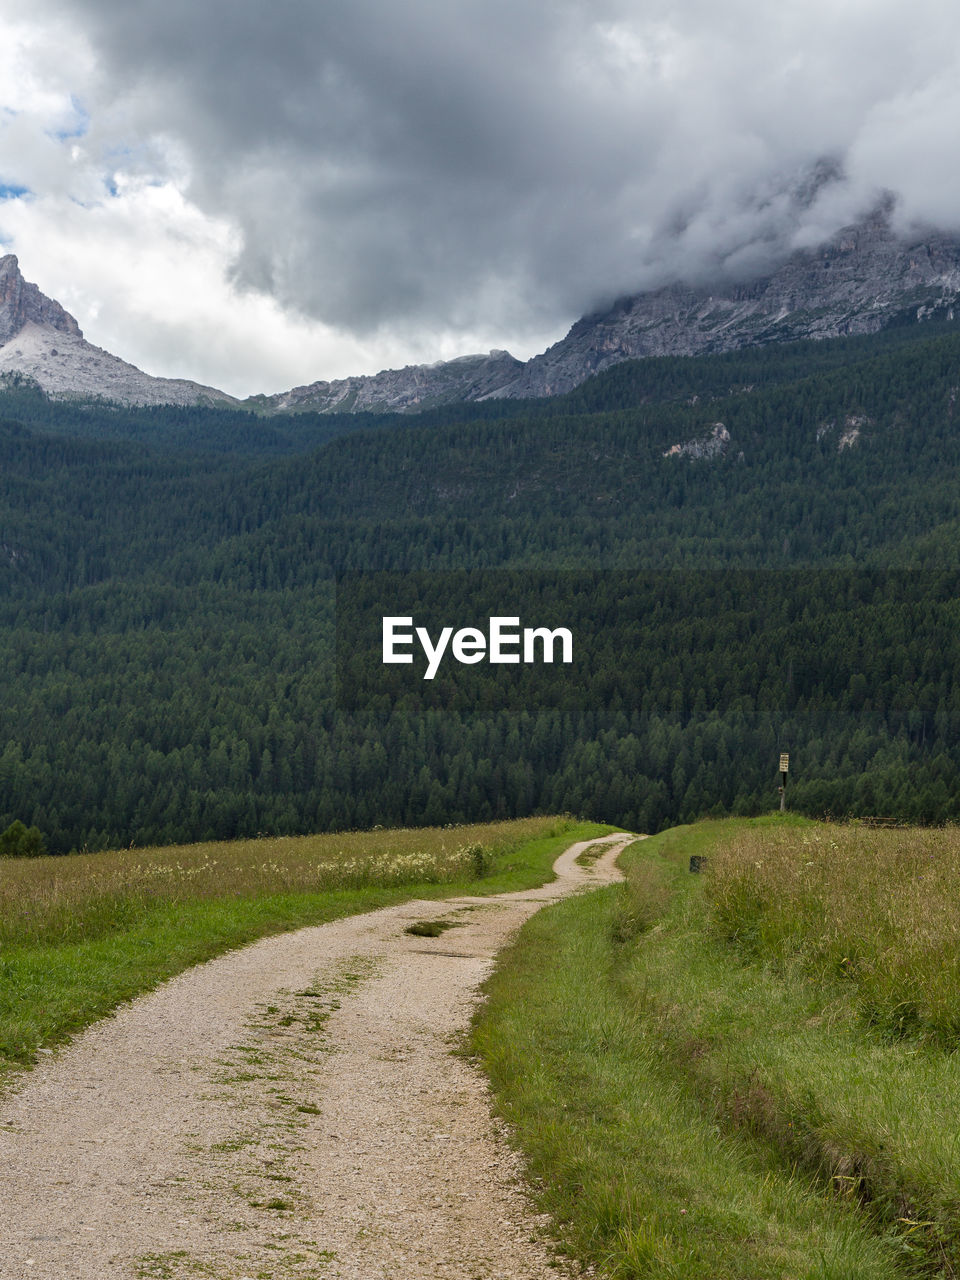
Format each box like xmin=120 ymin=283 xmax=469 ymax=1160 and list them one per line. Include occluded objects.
xmin=0 ymin=255 xmax=82 ymax=347
xmin=256 ymin=347 xmax=524 ymax=414
xmin=253 ymin=208 xmax=960 ymax=413
xmin=4 ymin=207 xmax=960 ymax=414
xmin=501 ymin=210 xmax=960 ymax=399
xmin=0 ymin=255 xmax=236 ymax=408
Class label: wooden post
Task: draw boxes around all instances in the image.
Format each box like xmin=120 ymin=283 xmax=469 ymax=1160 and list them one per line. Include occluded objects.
xmin=779 ymin=753 xmax=789 ymax=812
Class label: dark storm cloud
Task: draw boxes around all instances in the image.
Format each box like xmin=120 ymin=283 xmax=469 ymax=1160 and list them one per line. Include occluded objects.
xmin=20 ymin=0 xmax=960 ymax=340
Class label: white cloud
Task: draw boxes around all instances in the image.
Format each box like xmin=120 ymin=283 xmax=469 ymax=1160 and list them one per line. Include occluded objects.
xmin=0 ymin=179 xmax=558 ymax=397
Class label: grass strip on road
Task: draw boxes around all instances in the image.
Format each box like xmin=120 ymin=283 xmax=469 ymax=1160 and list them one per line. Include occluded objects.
xmin=0 ymin=816 xmax=608 ymax=1080
xmin=471 ymin=817 xmax=921 ymax=1280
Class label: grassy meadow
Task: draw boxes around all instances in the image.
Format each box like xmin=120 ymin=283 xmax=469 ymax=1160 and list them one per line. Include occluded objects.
xmin=708 ymin=821 xmax=960 ymax=1045
xmin=474 ymin=816 xmax=960 ymax=1279
xmin=0 ymin=815 xmax=607 ymax=1078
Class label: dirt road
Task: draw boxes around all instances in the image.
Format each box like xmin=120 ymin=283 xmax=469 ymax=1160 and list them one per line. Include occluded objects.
xmin=0 ymin=832 xmax=633 ymax=1280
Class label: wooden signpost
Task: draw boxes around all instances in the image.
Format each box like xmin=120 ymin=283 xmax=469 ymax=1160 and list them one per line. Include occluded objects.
xmin=779 ymin=752 xmax=789 ymax=812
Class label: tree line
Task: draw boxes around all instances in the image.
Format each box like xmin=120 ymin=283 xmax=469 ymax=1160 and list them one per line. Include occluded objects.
xmin=2 ymin=322 xmax=960 ymax=849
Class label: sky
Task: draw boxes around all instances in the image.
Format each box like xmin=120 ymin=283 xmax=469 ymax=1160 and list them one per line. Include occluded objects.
xmin=1 ymin=0 xmax=959 ymax=399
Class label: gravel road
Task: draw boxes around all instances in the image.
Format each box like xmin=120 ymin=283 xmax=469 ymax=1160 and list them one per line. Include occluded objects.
xmin=0 ymin=832 xmax=633 ymax=1280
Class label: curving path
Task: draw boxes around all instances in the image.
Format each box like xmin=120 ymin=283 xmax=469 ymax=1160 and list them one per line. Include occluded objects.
xmin=0 ymin=833 xmax=634 ymax=1280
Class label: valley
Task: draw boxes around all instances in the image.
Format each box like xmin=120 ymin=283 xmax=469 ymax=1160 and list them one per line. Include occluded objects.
xmin=6 ymin=8 xmax=960 ymax=1279
xmin=2 ymin=312 xmax=960 ymax=849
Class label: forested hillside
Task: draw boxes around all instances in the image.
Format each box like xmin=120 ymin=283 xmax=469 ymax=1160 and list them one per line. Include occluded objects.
xmin=3 ymin=320 xmax=960 ymax=851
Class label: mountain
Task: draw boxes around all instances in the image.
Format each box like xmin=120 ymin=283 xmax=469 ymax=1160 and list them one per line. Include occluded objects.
xmin=252 ymin=209 xmax=960 ymax=412
xmin=250 ymin=348 xmax=523 ymax=414
xmin=0 ymin=256 xmax=238 ymax=408
xmin=0 ymin=253 xmax=81 ymax=344
xmin=7 ymin=314 xmax=960 ymax=848
xmin=504 ymin=208 xmax=960 ymax=398
xmin=5 ymin=208 xmax=960 ymax=414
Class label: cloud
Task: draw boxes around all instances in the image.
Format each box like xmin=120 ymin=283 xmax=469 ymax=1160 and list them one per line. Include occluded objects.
xmin=0 ymin=179 xmax=516 ymax=397
xmin=2 ymin=0 xmax=960 ymax=391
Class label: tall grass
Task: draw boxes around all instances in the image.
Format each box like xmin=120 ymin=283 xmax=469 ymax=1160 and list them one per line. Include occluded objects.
xmin=476 ymin=818 xmax=960 ymax=1276
xmin=473 ymin=840 xmax=907 ymax=1280
xmin=708 ymin=823 xmax=960 ymax=1044
xmin=0 ymin=820 xmax=547 ymax=950
xmin=612 ymin=820 xmax=960 ymax=1274
xmin=0 ymin=816 xmax=601 ymax=1071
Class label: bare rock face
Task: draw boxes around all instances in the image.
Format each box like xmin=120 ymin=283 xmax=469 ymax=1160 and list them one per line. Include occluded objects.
xmin=0 ymin=322 xmax=240 ymax=408
xmin=0 ymin=256 xmax=238 ymax=408
xmin=663 ymin=423 xmax=731 ymax=461
xmin=0 ymin=254 xmax=82 ymax=346
xmin=6 ymin=206 xmax=960 ymax=414
xmin=501 ymin=210 xmax=960 ymax=399
xmin=257 ymin=209 xmax=960 ymax=414
xmin=253 ymin=348 xmax=525 ymax=414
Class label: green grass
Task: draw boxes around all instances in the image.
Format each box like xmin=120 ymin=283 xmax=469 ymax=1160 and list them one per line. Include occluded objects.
xmin=623 ymin=819 xmax=960 ymax=1273
xmin=708 ymin=819 xmax=960 ymax=1045
xmin=404 ymin=918 xmax=461 ymax=937
xmin=472 ymin=816 xmax=936 ymax=1280
xmin=0 ymin=816 xmax=611 ymax=1078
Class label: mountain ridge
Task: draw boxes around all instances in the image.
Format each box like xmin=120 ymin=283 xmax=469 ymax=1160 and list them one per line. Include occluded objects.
xmin=5 ymin=209 xmax=960 ymax=413
xmin=0 ymin=253 xmax=81 ymax=346
xmin=504 ymin=209 xmax=960 ymax=398
xmin=0 ymin=254 xmax=239 ymax=409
